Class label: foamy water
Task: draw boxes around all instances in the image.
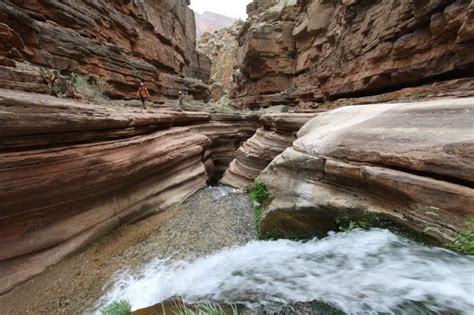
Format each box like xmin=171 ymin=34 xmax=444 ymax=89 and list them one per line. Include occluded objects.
xmin=96 ymin=229 xmax=474 ymax=314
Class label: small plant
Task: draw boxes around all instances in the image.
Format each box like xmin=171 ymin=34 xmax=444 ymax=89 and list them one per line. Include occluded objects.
xmin=71 ymin=74 xmax=111 ymax=102
xmin=249 ymin=180 xmax=270 ymax=238
xmin=336 ymin=215 xmax=369 ymax=232
xmin=100 ymin=299 xmax=132 ymax=315
xmin=335 ymin=209 xmax=380 ymax=232
xmin=448 ymin=219 xmax=474 ymax=255
xmin=174 ymin=302 xmax=239 ymax=315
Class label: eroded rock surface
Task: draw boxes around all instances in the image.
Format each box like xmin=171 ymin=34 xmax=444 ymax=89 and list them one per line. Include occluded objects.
xmin=198 ymin=22 xmax=244 ymax=100
xmin=0 ymin=89 xmax=258 ymax=295
xmin=222 ymin=113 xmax=317 ymax=190
xmin=258 ymin=98 xmax=474 ymax=242
xmin=0 ymin=0 xmax=210 ymax=100
xmin=231 ymin=0 xmax=474 ymax=108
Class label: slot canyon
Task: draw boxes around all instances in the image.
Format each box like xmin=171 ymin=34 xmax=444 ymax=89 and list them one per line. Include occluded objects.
xmin=0 ymin=0 xmax=473 ymax=314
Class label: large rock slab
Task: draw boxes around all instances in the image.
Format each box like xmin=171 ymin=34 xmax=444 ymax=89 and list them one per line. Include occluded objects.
xmin=0 ymin=89 xmax=258 ymax=294
xmin=258 ymin=98 xmax=474 ymax=242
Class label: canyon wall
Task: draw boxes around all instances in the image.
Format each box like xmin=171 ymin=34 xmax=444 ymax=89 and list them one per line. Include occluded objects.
xmin=0 ymin=89 xmax=258 ymax=294
xmin=231 ymin=0 xmax=474 ymax=108
xmin=198 ymin=22 xmax=243 ymax=100
xmin=257 ymin=98 xmax=474 ymax=243
xmin=0 ymin=0 xmax=210 ymax=100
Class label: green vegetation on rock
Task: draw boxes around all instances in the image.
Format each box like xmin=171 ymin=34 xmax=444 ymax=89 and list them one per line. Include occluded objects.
xmin=249 ymin=180 xmax=270 ymax=239
xmin=448 ymin=219 xmax=474 ymax=255
xmin=72 ymin=74 xmax=112 ymax=102
xmin=101 ymin=299 xmax=131 ymax=315
xmin=173 ymin=303 xmax=238 ymax=315
xmin=335 ymin=208 xmax=380 ymax=232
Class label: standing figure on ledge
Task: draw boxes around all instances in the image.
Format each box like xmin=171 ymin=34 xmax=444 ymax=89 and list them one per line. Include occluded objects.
xmin=137 ymin=82 xmax=150 ymax=108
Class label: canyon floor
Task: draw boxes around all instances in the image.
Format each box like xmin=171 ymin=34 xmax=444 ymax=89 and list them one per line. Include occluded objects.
xmin=0 ymin=186 xmax=255 ymax=314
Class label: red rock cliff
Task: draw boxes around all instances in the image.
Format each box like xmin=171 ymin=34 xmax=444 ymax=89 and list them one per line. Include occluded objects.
xmin=231 ymin=0 xmax=474 ymax=108
xmin=0 ymin=0 xmax=211 ymax=100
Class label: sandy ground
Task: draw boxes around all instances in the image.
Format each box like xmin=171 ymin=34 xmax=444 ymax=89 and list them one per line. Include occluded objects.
xmin=0 ymin=186 xmax=255 ymax=314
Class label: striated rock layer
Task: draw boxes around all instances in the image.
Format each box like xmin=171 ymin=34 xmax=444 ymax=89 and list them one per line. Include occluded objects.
xmin=231 ymin=0 xmax=474 ymax=108
xmin=222 ymin=113 xmax=317 ymax=190
xmin=0 ymin=89 xmax=258 ymax=295
xmin=0 ymin=0 xmax=210 ymax=100
xmin=258 ymin=98 xmax=474 ymax=243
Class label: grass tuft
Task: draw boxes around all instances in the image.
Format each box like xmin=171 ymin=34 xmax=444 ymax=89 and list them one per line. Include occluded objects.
xmin=249 ymin=180 xmax=270 ymax=239
xmin=174 ymin=301 xmax=238 ymax=315
xmin=447 ymin=219 xmax=474 ymax=255
xmin=100 ymin=299 xmax=132 ymax=315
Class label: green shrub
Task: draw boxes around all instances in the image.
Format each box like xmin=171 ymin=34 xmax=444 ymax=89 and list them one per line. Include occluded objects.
xmin=448 ymin=219 xmax=474 ymax=255
xmin=71 ymin=74 xmax=111 ymax=102
xmin=249 ymin=180 xmax=269 ymax=206
xmin=101 ymin=299 xmax=131 ymax=315
xmin=249 ymin=180 xmax=270 ymax=238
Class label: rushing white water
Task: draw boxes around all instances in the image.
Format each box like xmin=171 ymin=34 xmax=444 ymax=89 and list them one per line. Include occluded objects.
xmin=97 ymin=229 xmax=474 ymax=314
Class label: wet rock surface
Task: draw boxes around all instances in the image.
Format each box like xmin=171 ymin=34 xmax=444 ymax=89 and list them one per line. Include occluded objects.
xmin=0 ymin=186 xmax=255 ymax=314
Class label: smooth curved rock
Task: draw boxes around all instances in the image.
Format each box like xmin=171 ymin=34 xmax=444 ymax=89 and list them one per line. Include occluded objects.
xmin=258 ymin=98 xmax=474 ymax=242
xmin=222 ymin=113 xmax=317 ymax=190
xmin=191 ymin=113 xmax=259 ymax=181
xmin=0 ymin=89 xmax=258 ymax=294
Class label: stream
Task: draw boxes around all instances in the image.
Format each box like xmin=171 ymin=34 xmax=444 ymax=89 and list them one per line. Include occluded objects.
xmin=96 ymin=228 xmax=474 ymax=314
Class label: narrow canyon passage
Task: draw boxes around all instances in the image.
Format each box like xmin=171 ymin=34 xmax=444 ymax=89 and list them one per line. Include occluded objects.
xmin=0 ymin=0 xmax=473 ymax=314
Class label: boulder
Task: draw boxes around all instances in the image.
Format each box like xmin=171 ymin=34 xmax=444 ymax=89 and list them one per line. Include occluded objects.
xmin=258 ymin=98 xmax=474 ymax=242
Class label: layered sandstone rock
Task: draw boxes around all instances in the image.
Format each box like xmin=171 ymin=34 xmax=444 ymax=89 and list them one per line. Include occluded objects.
xmin=258 ymin=98 xmax=474 ymax=243
xmin=231 ymin=0 xmax=474 ymax=108
xmin=0 ymin=0 xmax=210 ymax=100
xmin=191 ymin=113 xmax=259 ymax=181
xmin=222 ymin=113 xmax=317 ymax=190
xmin=0 ymin=89 xmax=258 ymax=294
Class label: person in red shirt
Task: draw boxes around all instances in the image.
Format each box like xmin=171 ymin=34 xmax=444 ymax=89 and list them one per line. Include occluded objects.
xmin=136 ymin=82 xmax=150 ymax=108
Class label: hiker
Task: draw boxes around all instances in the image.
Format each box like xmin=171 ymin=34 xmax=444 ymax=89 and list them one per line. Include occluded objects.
xmin=136 ymin=82 xmax=150 ymax=108
xmin=178 ymin=90 xmax=185 ymax=109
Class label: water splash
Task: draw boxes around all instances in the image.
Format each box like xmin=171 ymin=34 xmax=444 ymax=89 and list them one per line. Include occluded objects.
xmin=96 ymin=229 xmax=474 ymax=314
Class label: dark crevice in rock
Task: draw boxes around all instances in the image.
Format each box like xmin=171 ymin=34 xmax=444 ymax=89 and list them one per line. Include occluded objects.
xmin=329 ymin=68 xmax=474 ymax=101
